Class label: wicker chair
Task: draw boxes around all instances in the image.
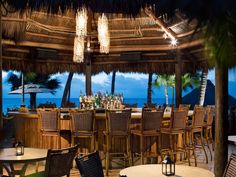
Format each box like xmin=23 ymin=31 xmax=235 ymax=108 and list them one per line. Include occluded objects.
xmin=223 ymin=154 xmax=236 ymax=177
xmin=70 ymin=110 xmax=96 ymax=154
xmin=75 ymin=151 xmax=104 ymax=177
xmin=161 ymin=109 xmax=189 ymax=163
xmin=185 ymin=106 xmax=208 ymax=165
xmin=37 ymin=108 xmax=61 ymax=149
xmin=131 ymin=109 xmax=163 ymax=164
xmin=25 ymin=145 xmax=79 ymax=177
xmin=104 ymin=109 xmax=131 ymax=176
xmin=203 ymin=106 xmax=214 ymax=161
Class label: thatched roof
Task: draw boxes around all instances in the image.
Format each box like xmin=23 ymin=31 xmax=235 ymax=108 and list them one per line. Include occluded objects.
xmin=2 ymin=8 xmax=210 ymax=74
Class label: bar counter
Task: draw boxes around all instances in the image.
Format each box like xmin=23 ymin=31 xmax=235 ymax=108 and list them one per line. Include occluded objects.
xmin=8 ymin=110 xmax=144 ymax=150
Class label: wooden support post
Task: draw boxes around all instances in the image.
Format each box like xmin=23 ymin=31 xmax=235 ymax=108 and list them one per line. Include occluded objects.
xmin=0 ymin=5 xmax=3 ymax=128
xmin=85 ymin=53 xmax=92 ymax=96
xmin=214 ymin=63 xmax=228 ymax=177
xmin=175 ymin=49 xmax=182 ymax=107
xmin=111 ymin=71 xmax=116 ymax=95
xmin=147 ymin=73 xmax=153 ymax=104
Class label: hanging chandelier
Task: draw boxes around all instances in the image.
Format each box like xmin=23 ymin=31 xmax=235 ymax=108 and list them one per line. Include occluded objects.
xmin=98 ymin=13 xmax=110 ymax=54
xmin=76 ymin=8 xmax=88 ymax=37
xmin=73 ymin=36 xmax=84 ymax=63
xmin=73 ymin=8 xmax=87 ymax=63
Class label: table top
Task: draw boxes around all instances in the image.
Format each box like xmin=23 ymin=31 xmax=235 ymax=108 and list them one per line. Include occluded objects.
xmin=0 ymin=148 xmax=47 ymax=163
xmin=228 ymin=135 xmax=236 ymax=145
xmin=119 ymin=164 xmax=214 ymax=177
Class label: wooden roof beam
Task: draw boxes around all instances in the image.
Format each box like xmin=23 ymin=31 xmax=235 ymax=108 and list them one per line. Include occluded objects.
xmin=2 ymin=39 xmax=203 ymax=52
xmin=144 ymin=8 xmax=177 ymax=40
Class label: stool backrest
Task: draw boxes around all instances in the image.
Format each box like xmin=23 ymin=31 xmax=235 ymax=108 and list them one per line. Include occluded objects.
xmin=70 ymin=110 xmax=94 ymax=133
xmin=193 ymin=106 xmax=205 ymax=127
xmin=44 ymin=145 xmax=79 ymax=177
xmin=142 ymin=110 xmax=163 ymax=131
xmin=76 ymin=151 xmax=104 ymax=177
xmin=37 ymin=109 xmax=60 ymax=132
xmin=206 ymin=106 xmax=214 ymax=126
xmin=171 ymin=109 xmax=188 ymax=129
xmin=106 ymin=109 xmax=131 ymax=134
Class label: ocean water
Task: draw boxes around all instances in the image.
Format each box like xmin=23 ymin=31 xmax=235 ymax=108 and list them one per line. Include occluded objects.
xmin=2 ymin=97 xmax=173 ymax=114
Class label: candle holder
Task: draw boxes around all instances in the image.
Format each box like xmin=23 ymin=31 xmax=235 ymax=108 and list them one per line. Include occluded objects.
xmin=15 ymin=142 xmax=24 ymax=156
xmin=162 ymin=154 xmax=175 ymax=176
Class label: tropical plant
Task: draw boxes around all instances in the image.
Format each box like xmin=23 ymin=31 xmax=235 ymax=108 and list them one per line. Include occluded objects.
xmin=153 ymin=74 xmax=175 ymax=105
xmin=153 ymin=73 xmax=200 ymax=105
xmin=7 ymin=72 xmax=60 ymax=109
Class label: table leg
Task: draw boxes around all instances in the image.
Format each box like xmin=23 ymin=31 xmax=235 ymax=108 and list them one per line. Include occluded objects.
xmin=2 ymin=163 xmax=29 ymax=177
xmin=0 ymin=162 xmax=3 ymax=174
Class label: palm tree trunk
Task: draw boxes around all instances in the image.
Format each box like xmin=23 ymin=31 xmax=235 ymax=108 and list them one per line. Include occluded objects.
xmin=198 ymin=70 xmax=208 ymax=106
xmin=61 ymin=72 xmax=73 ymax=107
xmin=30 ymin=93 xmax=37 ymax=110
xmin=165 ymin=86 xmax=168 ymax=105
xmin=111 ymin=71 xmax=116 ymax=95
xmin=147 ymin=73 xmax=153 ymax=104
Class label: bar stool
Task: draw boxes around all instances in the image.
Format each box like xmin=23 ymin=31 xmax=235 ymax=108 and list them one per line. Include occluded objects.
xmin=185 ymin=106 xmax=208 ymax=165
xmin=37 ymin=108 xmax=61 ymax=149
xmin=70 ymin=110 xmax=96 ymax=154
xmin=131 ymin=109 xmax=163 ymax=164
xmin=104 ymin=109 xmax=131 ymax=176
xmin=203 ymin=106 xmax=214 ymax=161
xmin=161 ymin=109 xmax=189 ymax=163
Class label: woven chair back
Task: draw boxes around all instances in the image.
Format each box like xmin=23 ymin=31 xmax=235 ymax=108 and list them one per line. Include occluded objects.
xmin=70 ymin=111 xmax=94 ymax=132
xmin=37 ymin=109 xmax=59 ymax=132
xmin=179 ymin=104 xmax=190 ymax=113
xmin=107 ymin=110 xmax=131 ymax=134
xmin=193 ymin=107 xmax=205 ymax=127
xmin=223 ymin=154 xmax=236 ymax=177
xmin=142 ymin=110 xmax=163 ymax=131
xmin=76 ymin=151 xmax=104 ymax=177
xmin=171 ymin=109 xmax=188 ymax=129
xmin=44 ymin=145 xmax=79 ymax=177
xmin=206 ymin=106 xmax=214 ymax=126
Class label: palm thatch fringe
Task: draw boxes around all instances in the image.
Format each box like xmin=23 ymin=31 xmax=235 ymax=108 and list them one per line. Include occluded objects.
xmin=2 ymin=56 xmax=209 ymax=75
xmin=2 ymin=12 xmax=26 ymax=41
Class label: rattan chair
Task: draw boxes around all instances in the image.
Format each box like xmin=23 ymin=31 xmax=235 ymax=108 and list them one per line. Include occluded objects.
xmin=203 ymin=106 xmax=214 ymax=161
xmin=131 ymin=109 xmax=163 ymax=164
xmin=104 ymin=109 xmax=131 ymax=176
xmin=185 ymin=106 xmax=208 ymax=165
xmin=37 ymin=108 xmax=61 ymax=149
xmin=223 ymin=154 xmax=236 ymax=177
xmin=75 ymin=151 xmax=104 ymax=177
xmin=25 ymin=145 xmax=79 ymax=177
xmin=70 ymin=110 xmax=96 ymax=154
xmin=161 ymin=109 xmax=189 ymax=163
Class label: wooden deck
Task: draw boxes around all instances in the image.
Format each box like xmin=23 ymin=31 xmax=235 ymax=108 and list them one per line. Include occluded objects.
xmin=1 ymin=122 xmax=236 ymax=176
xmin=2 ymin=141 xmax=236 ymax=176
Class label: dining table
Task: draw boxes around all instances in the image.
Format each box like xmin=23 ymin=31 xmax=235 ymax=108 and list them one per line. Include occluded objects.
xmin=119 ymin=164 xmax=215 ymax=177
xmin=0 ymin=148 xmax=47 ymax=177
